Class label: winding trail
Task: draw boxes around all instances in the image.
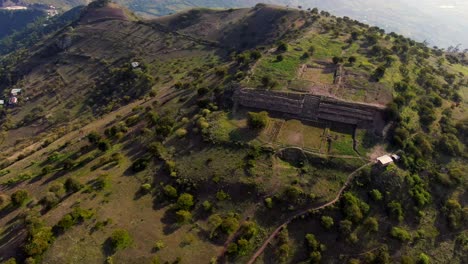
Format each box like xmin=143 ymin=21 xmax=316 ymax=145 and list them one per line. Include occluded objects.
xmin=246 ymin=161 xmax=374 ymax=264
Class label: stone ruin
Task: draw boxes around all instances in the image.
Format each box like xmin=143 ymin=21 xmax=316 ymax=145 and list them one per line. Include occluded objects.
xmin=234 ymin=88 xmax=387 ymax=134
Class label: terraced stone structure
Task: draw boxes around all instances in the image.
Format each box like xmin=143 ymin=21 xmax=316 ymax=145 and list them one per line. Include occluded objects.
xmin=234 ymin=88 xmax=387 ymax=133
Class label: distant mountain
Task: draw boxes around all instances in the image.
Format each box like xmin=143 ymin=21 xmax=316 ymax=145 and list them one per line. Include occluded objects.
xmin=111 ymin=0 xmax=468 ymax=48
xmin=3 ymin=0 xmax=468 ymax=48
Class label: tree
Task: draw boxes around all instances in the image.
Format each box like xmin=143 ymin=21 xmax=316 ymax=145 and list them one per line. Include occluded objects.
xmin=109 ymin=229 xmax=133 ymax=252
xmin=348 ymin=56 xmax=357 ymax=65
xmin=277 ymin=42 xmax=288 ymax=52
xmin=276 ymin=54 xmax=284 ymax=62
xmin=369 ymin=189 xmax=383 ymax=201
xmin=321 ymin=216 xmax=334 ymax=229
xmin=220 ymin=216 xmax=239 ymax=235
xmin=247 ymin=111 xmax=268 ymax=130
xmin=11 ymin=189 xmax=29 ymax=207
xmin=342 ymin=192 xmax=369 ymax=223
xmin=305 ymin=233 xmax=319 ymax=251
xmin=23 ymin=226 xmax=54 ymax=257
xmin=364 ymin=217 xmax=379 ymax=232
xmin=175 ymin=210 xmax=192 ymax=224
xmin=390 ymin=227 xmax=411 ymax=242
xmin=418 ymin=253 xmax=430 ymax=264
xmin=332 ymin=56 xmax=342 ymax=65
xmin=387 ymin=201 xmax=404 ymax=222
xmin=65 ymin=177 xmax=83 ymax=193
xmin=176 ymin=193 xmax=194 ymax=210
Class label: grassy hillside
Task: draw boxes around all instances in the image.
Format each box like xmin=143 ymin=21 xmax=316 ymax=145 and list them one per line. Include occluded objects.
xmin=0 ymin=1 xmax=466 ymax=264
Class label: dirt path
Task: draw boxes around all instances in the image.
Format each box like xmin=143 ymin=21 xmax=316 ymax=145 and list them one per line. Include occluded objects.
xmin=246 ymin=162 xmax=374 ymax=264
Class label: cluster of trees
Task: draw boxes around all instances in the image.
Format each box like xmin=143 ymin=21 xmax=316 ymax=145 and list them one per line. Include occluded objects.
xmin=91 ymin=62 xmax=154 ymax=113
xmin=305 ymin=233 xmax=325 ymax=263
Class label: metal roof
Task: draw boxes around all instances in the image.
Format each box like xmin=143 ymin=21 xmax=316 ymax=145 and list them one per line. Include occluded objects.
xmin=377 ymin=155 xmax=393 ymax=165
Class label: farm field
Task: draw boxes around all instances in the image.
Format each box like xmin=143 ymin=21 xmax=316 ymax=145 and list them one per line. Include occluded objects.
xmin=208 ymin=110 xmax=359 ymax=157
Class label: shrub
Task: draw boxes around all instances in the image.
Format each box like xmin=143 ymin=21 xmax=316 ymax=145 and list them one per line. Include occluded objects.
xmin=321 ymin=216 xmax=334 ymax=229
xmin=109 ymin=229 xmax=133 ymax=252
xmin=163 ymin=185 xmax=178 ymax=199
xmin=176 ymin=193 xmax=194 ymax=210
xmin=40 ymin=192 xmax=60 ymax=210
xmin=276 ymin=54 xmax=284 ymax=61
xmin=418 ymin=253 xmax=430 ymax=264
xmin=93 ymin=175 xmax=110 ymax=191
xmin=216 ymin=190 xmax=229 ymax=201
xmin=364 ymin=217 xmax=379 ymax=232
xmin=247 ymin=111 xmax=268 ymax=129
xmin=11 ymin=190 xmax=29 ymax=207
xmin=264 ymin=197 xmax=273 ymax=209
xmin=23 ymin=226 xmax=54 ymax=257
xmin=369 ymin=189 xmax=383 ymax=201
xmin=390 ymin=227 xmax=411 ymax=241
xmin=202 ymin=201 xmax=212 ymax=211
xmin=97 ymin=140 xmax=111 ymax=152
xmin=227 ymin=242 xmax=238 ymax=255
xmin=154 ymin=240 xmax=165 ymax=251
xmin=175 ymin=210 xmax=192 ymax=224
xmin=140 ymin=183 xmax=152 ymax=194
xmin=277 ymin=42 xmax=288 ymax=52
xmin=131 ymin=157 xmax=150 ymax=172
xmin=342 ymin=192 xmax=369 ymax=223
xmin=65 ymin=177 xmax=83 ymax=193
xmin=220 ymin=216 xmax=239 ymax=235
xmin=387 ymin=201 xmax=404 ymax=222
xmin=175 ymin=128 xmax=187 ymax=138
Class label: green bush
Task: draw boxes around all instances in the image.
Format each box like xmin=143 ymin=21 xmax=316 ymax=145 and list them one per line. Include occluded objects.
xmin=154 ymin=240 xmax=165 ymax=251
xmin=65 ymin=177 xmax=83 ymax=193
xmin=175 ymin=210 xmax=192 ymax=224
xmin=369 ymin=189 xmax=383 ymax=201
xmin=176 ymin=193 xmax=194 ymax=210
xmin=220 ymin=216 xmax=239 ymax=235
xmin=11 ymin=189 xmax=29 ymax=207
xmin=23 ymin=225 xmax=54 ymax=257
xmin=163 ymin=185 xmax=178 ymax=199
xmin=109 ymin=229 xmax=133 ymax=252
xmin=247 ymin=111 xmax=268 ymax=130
xmin=131 ymin=157 xmax=150 ymax=172
xmin=390 ymin=227 xmax=411 ymax=241
xmin=321 ymin=216 xmax=334 ymax=229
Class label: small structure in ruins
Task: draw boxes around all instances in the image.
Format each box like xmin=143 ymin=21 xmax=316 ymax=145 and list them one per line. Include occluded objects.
xmin=233 ymin=88 xmax=386 ymax=134
xmin=131 ymin=62 xmax=140 ymax=68
xmin=11 ymin=88 xmax=22 ymax=96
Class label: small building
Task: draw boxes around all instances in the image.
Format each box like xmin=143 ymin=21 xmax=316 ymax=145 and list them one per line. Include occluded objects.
xmin=391 ymin=154 xmax=400 ymax=161
xmin=377 ymin=155 xmax=394 ymax=166
xmin=11 ymin=88 xmax=22 ymax=96
xmin=0 ymin=100 xmax=4 ymax=105
xmin=9 ymin=97 xmax=18 ymax=105
xmin=131 ymin=62 xmax=140 ymax=68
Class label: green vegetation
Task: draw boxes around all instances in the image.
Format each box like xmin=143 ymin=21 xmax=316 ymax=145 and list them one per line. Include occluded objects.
xmin=109 ymin=229 xmax=133 ymax=252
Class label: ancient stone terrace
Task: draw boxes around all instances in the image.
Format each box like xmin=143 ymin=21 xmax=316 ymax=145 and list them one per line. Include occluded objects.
xmin=234 ymin=88 xmax=386 ymax=132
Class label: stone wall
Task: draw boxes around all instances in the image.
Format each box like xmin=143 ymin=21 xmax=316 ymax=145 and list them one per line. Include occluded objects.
xmin=234 ymin=88 xmax=386 ymax=131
